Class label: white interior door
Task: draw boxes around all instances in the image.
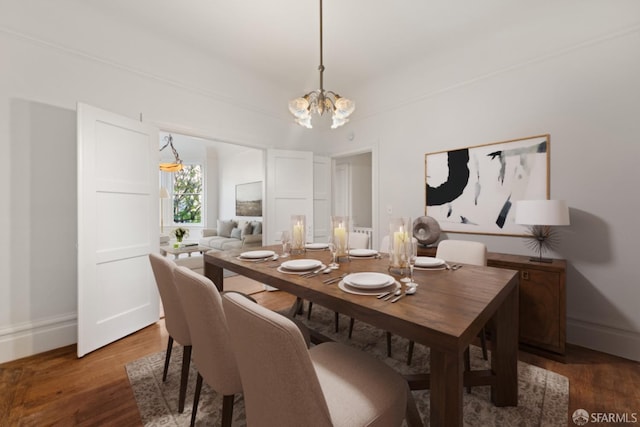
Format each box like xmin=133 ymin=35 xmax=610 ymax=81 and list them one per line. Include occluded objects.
xmin=77 ymin=103 xmax=159 ymax=357
xmin=265 ymin=149 xmax=314 ymax=245
xmin=313 ymin=155 xmax=331 ymax=243
xmin=333 ymin=162 xmax=351 ymax=218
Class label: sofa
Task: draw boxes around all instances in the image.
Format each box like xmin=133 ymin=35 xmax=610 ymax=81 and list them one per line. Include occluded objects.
xmin=198 ymin=219 xmax=263 ymax=251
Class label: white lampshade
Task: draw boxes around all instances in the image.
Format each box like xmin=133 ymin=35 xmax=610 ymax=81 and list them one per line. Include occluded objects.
xmin=159 ymin=187 xmax=169 ymax=199
xmin=515 ymin=200 xmax=570 ymax=226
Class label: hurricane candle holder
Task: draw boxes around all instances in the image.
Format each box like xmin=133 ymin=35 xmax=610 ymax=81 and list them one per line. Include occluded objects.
xmin=330 ymin=216 xmax=350 ymax=263
xmin=388 ymin=217 xmax=411 ymax=275
xmin=290 ymin=214 xmax=306 ymax=255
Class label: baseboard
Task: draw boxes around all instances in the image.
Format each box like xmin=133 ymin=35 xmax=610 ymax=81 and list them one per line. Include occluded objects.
xmin=0 ymin=313 xmax=77 ymax=364
xmin=567 ymin=317 xmax=640 ymax=362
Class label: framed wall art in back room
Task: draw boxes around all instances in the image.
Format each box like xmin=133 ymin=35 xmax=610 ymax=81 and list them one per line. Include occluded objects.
xmin=236 ymin=181 xmax=263 ymax=217
xmin=425 ymin=134 xmax=549 ymax=236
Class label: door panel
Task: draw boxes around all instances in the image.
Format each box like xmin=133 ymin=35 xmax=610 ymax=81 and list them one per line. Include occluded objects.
xmin=313 ymin=156 xmax=331 ymax=243
xmin=77 ymin=103 xmax=159 ymax=357
xmin=266 ymin=149 xmax=314 ymax=244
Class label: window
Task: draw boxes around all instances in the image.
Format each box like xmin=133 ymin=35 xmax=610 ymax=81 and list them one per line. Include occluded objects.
xmin=161 ymin=164 xmax=204 ymax=226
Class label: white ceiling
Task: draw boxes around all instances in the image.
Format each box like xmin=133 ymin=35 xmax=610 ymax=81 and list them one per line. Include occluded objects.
xmin=82 ymin=0 xmax=547 ymax=93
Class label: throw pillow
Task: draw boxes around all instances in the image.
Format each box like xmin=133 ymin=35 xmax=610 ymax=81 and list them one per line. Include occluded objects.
xmin=251 ymin=221 xmax=262 ymax=235
xmin=230 ymin=227 xmax=242 ymax=239
xmin=217 ymin=219 xmax=236 ymax=238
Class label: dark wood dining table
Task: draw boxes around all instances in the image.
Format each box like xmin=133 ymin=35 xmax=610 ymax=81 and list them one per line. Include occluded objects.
xmin=204 ymin=245 xmax=519 ymax=427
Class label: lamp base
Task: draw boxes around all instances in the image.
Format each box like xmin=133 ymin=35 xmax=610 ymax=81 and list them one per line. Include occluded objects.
xmin=529 ymin=257 xmax=554 ymax=263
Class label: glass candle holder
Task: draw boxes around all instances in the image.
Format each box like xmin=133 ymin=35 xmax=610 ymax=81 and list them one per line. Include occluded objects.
xmin=290 ymin=214 xmax=306 ymax=255
xmin=389 ymin=217 xmax=412 ymax=273
xmin=330 ymin=216 xmax=350 ymax=262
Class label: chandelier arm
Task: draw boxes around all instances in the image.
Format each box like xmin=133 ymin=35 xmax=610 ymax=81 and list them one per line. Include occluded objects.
xmin=318 ymin=0 xmax=324 ymax=92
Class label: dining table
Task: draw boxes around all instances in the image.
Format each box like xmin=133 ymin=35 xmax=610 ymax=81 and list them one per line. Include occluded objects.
xmin=204 ymin=245 xmax=519 ymax=427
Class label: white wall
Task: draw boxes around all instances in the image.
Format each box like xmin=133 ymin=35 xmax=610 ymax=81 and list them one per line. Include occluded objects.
xmin=0 ymin=4 xmax=314 ymax=363
xmin=218 ymin=148 xmax=265 ymax=221
xmin=324 ymin=10 xmax=640 ymax=360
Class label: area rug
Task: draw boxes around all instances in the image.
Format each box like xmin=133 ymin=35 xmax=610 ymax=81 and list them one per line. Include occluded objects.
xmin=126 ymin=305 xmax=568 ymax=426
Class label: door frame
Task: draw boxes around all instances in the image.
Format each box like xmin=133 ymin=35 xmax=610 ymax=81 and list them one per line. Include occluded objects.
xmin=330 ymin=145 xmax=378 ymax=249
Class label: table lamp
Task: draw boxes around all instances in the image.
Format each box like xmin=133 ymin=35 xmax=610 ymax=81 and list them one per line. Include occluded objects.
xmin=514 ymin=199 xmax=570 ymax=263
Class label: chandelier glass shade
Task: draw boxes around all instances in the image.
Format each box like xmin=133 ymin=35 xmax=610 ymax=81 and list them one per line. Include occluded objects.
xmin=289 ymin=0 xmax=354 ymax=129
xmin=159 ymin=134 xmax=183 ymax=172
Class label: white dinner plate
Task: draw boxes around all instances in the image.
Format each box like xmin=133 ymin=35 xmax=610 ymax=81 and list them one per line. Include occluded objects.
xmin=348 ymin=249 xmax=379 ymax=257
xmin=343 ymin=272 xmax=395 ymax=289
xmin=239 ymin=250 xmax=275 ymax=259
xmin=414 ymin=257 xmax=445 ymax=268
xmin=305 ymin=242 xmax=329 ymax=250
xmin=280 ymin=259 xmax=323 ymax=271
xmin=338 ymin=280 xmax=399 ymax=296
xmin=277 ymin=263 xmax=326 ymax=275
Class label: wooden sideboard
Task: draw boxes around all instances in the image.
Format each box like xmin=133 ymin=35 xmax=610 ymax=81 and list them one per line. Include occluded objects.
xmin=418 ymin=246 xmax=566 ymax=356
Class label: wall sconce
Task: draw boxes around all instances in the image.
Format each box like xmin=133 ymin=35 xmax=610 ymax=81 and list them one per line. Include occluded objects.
xmin=515 ymin=199 xmax=570 ymax=263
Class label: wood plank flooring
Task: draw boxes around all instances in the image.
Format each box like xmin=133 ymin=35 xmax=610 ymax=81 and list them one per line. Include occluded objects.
xmin=2 ymin=277 xmax=639 ymax=426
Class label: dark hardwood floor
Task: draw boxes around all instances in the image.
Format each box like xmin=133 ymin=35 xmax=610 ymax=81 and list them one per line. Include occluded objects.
xmin=2 ymin=288 xmax=639 ymax=426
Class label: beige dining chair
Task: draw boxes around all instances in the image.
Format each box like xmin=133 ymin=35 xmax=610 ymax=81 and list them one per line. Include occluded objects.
xmin=173 ymin=266 xmax=243 ymax=427
xmin=222 ymin=292 xmax=420 ymax=427
xmin=148 ymin=253 xmax=192 ymax=413
xmin=347 ymin=235 xmax=417 ymax=359
xmin=306 ymin=231 xmax=371 ymax=332
xmin=405 ymin=240 xmax=488 ymax=388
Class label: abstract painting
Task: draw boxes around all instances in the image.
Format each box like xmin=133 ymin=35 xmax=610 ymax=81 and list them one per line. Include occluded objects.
xmin=425 ymin=135 xmax=549 ymax=236
xmin=236 ymin=181 xmax=263 ymax=217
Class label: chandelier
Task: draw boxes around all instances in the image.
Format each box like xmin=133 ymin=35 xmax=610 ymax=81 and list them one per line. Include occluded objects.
xmin=288 ymin=0 xmax=355 ymax=129
xmin=159 ymin=134 xmax=183 ymax=172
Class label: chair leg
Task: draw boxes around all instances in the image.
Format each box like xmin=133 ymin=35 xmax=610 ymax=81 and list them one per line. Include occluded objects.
xmin=386 ymin=331 xmax=392 ymax=357
xmin=190 ymin=373 xmax=203 ymax=427
xmin=178 ymin=345 xmax=192 ymax=413
xmin=406 ymin=340 xmax=415 ymax=365
xmin=464 ymin=347 xmax=471 ymax=393
xmin=163 ymin=336 xmax=174 ymax=382
xmin=480 ymin=327 xmax=488 ymax=360
xmin=307 ymin=301 xmax=313 ymax=320
xmin=348 ymin=317 xmax=355 ymax=339
xmin=221 ymin=394 xmax=235 ymax=427
xmin=334 ymin=311 xmax=340 ymax=333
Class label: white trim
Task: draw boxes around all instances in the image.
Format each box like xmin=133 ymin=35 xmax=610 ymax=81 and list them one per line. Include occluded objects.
xmin=0 ymin=314 xmax=77 ymax=364
xmin=567 ymin=317 xmax=640 ymax=362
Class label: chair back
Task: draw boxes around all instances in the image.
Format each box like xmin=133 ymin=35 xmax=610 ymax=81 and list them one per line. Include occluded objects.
xmin=148 ymin=253 xmax=190 ymax=345
xmin=223 ymin=292 xmax=333 ymax=427
xmin=379 ymin=235 xmax=390 ymax=253
xmin=348 ymin=232 xmax=370 ymax=249
xmin=436 ymin=239 xmax=487 ymax=266
xmin=173 ymin=266 xmax=242 ymax=395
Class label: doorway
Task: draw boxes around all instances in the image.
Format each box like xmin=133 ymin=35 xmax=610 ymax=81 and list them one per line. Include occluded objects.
xmin=332 ymin=151 xmax=375 ymax=246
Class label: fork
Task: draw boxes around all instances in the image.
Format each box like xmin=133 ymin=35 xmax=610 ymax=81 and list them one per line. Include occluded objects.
xmin=323 ymin=273 xmax=346 ymax=284
xmin=301 ymin=267 xmax=325 ymax=278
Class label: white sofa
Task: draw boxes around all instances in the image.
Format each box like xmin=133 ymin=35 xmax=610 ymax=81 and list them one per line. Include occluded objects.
xmin=198 ymin=219 xmax=263 ymax=251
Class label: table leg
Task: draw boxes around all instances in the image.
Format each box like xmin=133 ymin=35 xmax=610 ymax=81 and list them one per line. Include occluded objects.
xmin=491 ymin=284 xmax=519 ymax=406
xmin=430 ymin=347 xmax=464 ymax=426
xmin=204 ymin=263 xmax=224 ymax=292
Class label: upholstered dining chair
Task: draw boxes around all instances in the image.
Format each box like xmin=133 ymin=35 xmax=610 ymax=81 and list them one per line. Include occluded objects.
xmin=347 ymin=235 xmax=417 ymax=359
xmin=431 ymin=239 xmax=489 ymax=385
xmin=306 ymin=231 xmax=371 ymax=332
xmin=222 ymin=292 xmax=420 ymax=427
xmin=173 ymin=266 xmax=243 ymax=427
xmin=403 ymin=240 xmax=488 ymax=389
xmin=148 ymin=253 xmax=192 ymax=413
